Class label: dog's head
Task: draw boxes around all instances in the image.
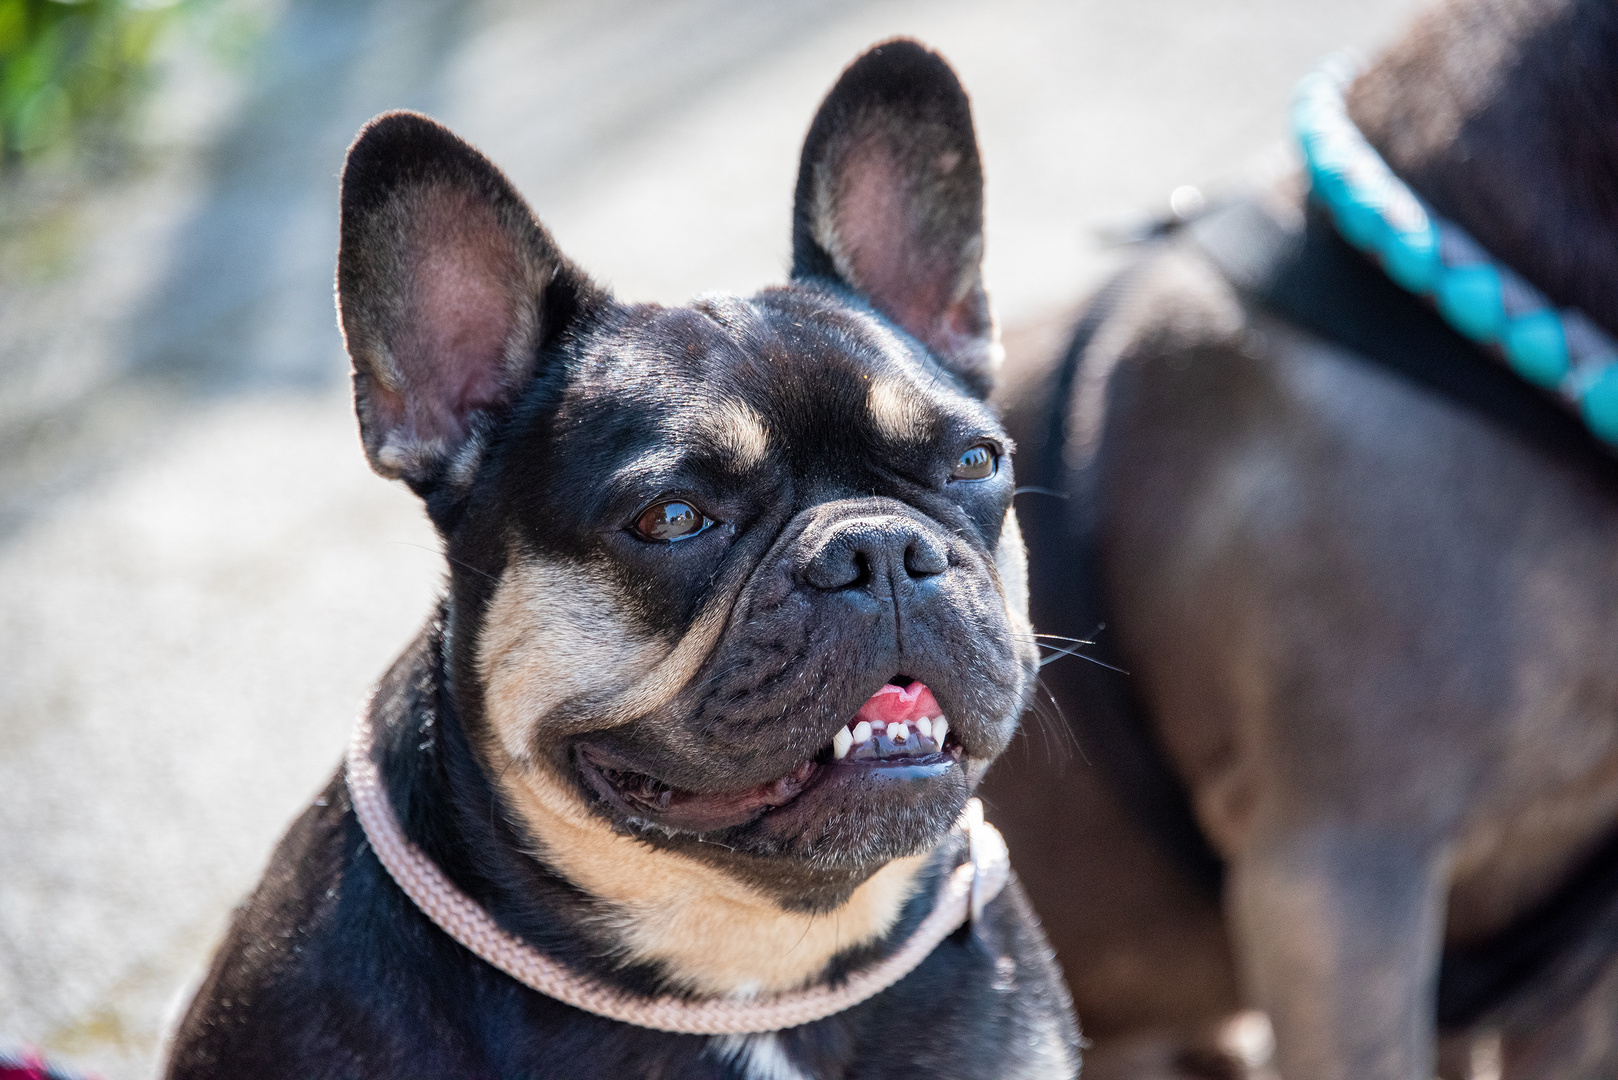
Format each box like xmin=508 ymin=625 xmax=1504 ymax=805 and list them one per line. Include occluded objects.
xmin=337 ymin=40 xmax=1034 ymax=947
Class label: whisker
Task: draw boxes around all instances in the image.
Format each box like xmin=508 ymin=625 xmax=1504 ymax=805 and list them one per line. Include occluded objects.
xmin=385 ymin=541 xmax=499 ymax=582
xmin=1039 ymin=676 xmax=1086 ymax=764
xmin=1013 ymin=486 xmax=1070 ymax=500
xmin=1016 ymin=676 xmax=1082 ymax=767
xmin=1036 ymin=643 xmax=1086 ymax=667
xmin=784 ymin=911 xmax=817 ymax=957
xmin=1011 ymin=633 xmax=1098 ymax=646
xmin=495 ymin=755 xmax=520 ymax=833
xmin=1037 ymin=642 xmax=1130 ymax=673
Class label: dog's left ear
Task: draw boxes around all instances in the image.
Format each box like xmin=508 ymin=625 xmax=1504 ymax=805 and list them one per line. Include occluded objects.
xmin=792 ymin=40 xmax=996 ymax=397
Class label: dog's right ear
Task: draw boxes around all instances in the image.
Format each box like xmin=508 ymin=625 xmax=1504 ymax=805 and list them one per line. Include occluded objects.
xmin=337 ymin=111 xmax=597 ymax=493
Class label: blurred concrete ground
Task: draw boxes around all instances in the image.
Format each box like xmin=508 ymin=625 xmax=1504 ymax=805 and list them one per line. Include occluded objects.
xmin=0 ymin=0 xmax=1422 ymax=1075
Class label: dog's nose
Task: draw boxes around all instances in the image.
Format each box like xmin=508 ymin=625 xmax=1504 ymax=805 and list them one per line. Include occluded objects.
xmin=802 ymin=516 xmax=948 ymax=593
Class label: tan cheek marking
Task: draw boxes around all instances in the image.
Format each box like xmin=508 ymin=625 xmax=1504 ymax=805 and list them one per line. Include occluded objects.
xmin=490 ymin=755 xmax=929 ymax=996
xmin=586 ymin=586 xmax=740 ymax=726
xmin=478 ymin=558 xmax=664 ymax=763
xmin=866 ymin=375 xmax=932 ymax=443
xmin=478 ymin=538 xmax=744 ymax=747
xmin=694 ymin=399 xmax=770 ymax=471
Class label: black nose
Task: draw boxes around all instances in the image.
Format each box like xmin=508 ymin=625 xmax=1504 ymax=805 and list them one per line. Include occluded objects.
xmin=802 ymin=516 xmax=949 ymax=593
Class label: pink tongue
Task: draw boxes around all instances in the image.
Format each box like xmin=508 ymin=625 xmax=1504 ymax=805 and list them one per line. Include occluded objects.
xmin=855 ymin=682 xmax=941 ymax=726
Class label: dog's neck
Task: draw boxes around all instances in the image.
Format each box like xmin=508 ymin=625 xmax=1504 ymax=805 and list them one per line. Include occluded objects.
xmin=1347 ymin=0 xmax=1618 ymax=335
xmin=376 ymin=612 xmax=937 ymax=1000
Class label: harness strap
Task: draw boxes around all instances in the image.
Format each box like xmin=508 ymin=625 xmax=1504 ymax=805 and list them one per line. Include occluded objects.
xmin=1293 ymin=58 xmax=1618 ymax=448
xmin=1190 ymin=196 xmax=1618 ymax=488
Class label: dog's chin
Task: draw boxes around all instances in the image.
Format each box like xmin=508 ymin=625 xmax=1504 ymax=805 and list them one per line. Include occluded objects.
xmin=573 ymin=682 xmax=988 ymax=874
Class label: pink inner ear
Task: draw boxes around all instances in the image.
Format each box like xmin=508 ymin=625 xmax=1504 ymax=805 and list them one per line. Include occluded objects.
xmin=834 ymin=138 xmax=957 ymax=352
xmin=391 ymin=186 xmax=522 ymax=451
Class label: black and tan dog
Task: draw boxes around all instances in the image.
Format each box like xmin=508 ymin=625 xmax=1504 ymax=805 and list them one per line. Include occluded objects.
xmin=984 ymin=0 xmax=1618 ymax=1077
xmin=165 ymin=41 xmax=1077 ymax=1080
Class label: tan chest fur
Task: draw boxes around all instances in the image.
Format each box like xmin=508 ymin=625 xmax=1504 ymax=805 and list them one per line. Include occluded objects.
xmin=492 ymin=754 xmax=930 ymax=996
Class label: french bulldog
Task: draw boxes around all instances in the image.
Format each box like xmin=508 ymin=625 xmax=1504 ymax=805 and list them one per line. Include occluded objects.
xmin=164 ymin=39 xmax=1078 ymax=1080
xmin=983 ymin=0 xmax=1618 ymax=1077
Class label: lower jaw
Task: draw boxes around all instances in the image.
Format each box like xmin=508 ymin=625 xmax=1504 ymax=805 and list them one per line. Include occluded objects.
xmin=649 ymin=757 xmax=979 ymax=893
xmin=747 ymin=754 xmax=976 ymax=852
xmin=578 ymin=743 xmax=971 ymax=838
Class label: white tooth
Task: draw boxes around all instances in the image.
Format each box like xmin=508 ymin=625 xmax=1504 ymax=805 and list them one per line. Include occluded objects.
xmin=852 ymin=720 xmax=872 ymax=744
xmin=933 ymin=717 xmax=949 ymax=747
xmin=916 ymin=717 xmax=932 ymax=740
xmin=888 ymin=721 xmax=907 ymax=743
xmin=832 ymin=726 xmax=853 ymax=759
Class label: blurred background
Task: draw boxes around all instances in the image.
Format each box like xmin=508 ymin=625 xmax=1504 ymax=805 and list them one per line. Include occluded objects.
xmin=0 ymin=0 xmax=1424 ymax=1075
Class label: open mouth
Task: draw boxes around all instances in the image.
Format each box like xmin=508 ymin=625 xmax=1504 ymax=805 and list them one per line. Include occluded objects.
xmin=576 ymin=679 xmax=964 ymax=834
xmin=828 ymin=681 xmax=954 ymax=766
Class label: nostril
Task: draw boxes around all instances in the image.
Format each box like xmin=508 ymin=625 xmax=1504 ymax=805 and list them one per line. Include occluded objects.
xmin=904 ymin=537 xmax=947 ymax=579
xmin=804 ymin=539 xmax=868 ymax=591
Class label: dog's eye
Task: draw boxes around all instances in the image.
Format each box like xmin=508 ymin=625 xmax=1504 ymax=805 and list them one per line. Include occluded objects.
xmin=632 ymin=500 xmax=712 ymax=542
xmin=951 ymin=443 xmax=997 ymax=481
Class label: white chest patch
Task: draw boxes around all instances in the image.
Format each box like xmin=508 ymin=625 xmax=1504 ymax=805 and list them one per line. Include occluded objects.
xmin=708 ymin=1033 xmax=814 ymax=1080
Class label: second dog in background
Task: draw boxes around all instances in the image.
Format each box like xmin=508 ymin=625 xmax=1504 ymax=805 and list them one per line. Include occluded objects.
xmin=986 ymin=0 xmax=1618 ymax=1077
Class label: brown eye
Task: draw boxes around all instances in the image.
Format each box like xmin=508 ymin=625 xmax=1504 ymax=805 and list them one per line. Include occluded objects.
xmin=951 ymin=443 xmax=997 ymax=481
xmin=632 ymin=500 xmax=711 ymax=542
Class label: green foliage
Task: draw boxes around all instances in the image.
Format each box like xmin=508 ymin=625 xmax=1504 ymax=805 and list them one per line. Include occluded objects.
xmin=0 ymin=0 xmax=194 ymax=165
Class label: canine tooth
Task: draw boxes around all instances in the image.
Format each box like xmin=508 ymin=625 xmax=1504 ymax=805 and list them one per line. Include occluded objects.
xmin=916 ymin=717 xmax=932 ymax=740
xmin=852 ymin=720 xmax=872 ymax=744
xmin=888 ymin=721 xmax=906 ymax=743
xmin=932 ymin=717 xmax=949 ymax=747
xmin=832 ymin=726 xmax=853 ymax=760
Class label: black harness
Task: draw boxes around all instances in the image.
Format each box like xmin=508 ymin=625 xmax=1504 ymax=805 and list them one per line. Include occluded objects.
xmin=1023 ymin=195 xmax=1618 ymax=1029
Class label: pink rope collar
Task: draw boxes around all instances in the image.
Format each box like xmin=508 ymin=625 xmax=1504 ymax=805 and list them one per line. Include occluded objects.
xmin=345 ymin=707 xmax=1010 ymax=1034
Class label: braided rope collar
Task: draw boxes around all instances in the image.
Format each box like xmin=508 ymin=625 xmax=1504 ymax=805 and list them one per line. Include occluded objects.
xmin=345 ymin=706 xmax=1010 ymax=1034
xmin=1294 ymin=57 xmax=1618 ymax=448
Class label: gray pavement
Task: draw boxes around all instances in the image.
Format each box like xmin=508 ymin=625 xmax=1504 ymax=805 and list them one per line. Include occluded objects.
xmin=0 ymin=1 xmax=1422 ymax=1075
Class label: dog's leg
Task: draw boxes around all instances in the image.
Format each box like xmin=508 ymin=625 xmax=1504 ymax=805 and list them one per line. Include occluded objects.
xmin=1227 ymin=820 xmax=1447 ymax=1080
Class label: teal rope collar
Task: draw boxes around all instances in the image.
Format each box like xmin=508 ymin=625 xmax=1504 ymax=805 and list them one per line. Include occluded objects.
xmin=1293 ymin=57 xmax=1618 ymax=447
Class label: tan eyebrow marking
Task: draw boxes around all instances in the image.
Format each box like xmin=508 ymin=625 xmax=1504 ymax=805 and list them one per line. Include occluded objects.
xmin=692 ymin=398 xmax=770 ymax=469
xmin=866 ymin=375 xmax=934 ymax=443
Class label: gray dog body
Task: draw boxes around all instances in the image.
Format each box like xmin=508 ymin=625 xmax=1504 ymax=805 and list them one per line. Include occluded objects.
xmin=985 ymin=0 xmax=1618 ymax=1077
